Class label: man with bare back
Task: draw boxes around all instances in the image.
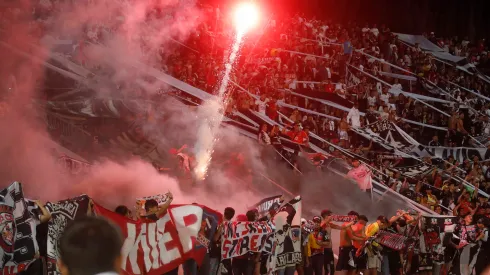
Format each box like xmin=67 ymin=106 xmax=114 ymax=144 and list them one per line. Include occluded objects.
xmin=350 ymin=216 xmax=369 ymax=275
xmin=336 ymin=211 xmax=364 ymax=275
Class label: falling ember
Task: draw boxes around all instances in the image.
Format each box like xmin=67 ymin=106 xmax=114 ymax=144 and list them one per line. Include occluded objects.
xmin=193 ymin=2 xmax=260 ymax=180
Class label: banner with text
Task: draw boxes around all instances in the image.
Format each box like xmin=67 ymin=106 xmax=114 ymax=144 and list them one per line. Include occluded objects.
xmin=46 ymin=195 xmax=90 ymax=275
xmin=94 ymin=204 xmax=222 ymax=275
xmin=272 ymin=196 xmax=302 ymax=271
xmin=250 ymin=195 xmax=283 ymax=219
xmin=0 ymin=182 xmax=39 ymax=274
xmin=221 ymin=220 xmax=275 ymax=259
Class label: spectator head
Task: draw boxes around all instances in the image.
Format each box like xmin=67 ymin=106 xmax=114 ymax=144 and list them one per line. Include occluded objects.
xmin=376 ymin=215 xmax=389 ymax=227
xmin=224 ymin=207 xmax=235 ymax=221
xmin=58 ymin=216 xmax=123 ymax=275
xmin=432 ymin=135 xmax=438 ymax=142
xmin=476 ymin=218 xmax=489 ymax=229
xmin=434 ymin=205 xmax=442 ymax=214
xmin=304 ymin=126 xmax=310 ymax=134
xmin=320 ymin=209 xmax=333 ymax=219
xmin=312 ymin=216 xmax=321 ymax=224
xmin=144 ymin=199 xmax=158 ymax=214
xmin=463 ymin=214 xmax=473 ymax=225
xmin=260 ymin=123 xmax=267 ymax=132
xmin=352 ymin=159 xmax=360 ymax=167
xmin=293 ymin=122 xmax=301 ymax=131
xmin=347 ymin=211 xmax=359 ymax=218
xmin=357 ymin=215 xmax=368 ymax=225
xmin=114 ymin=205 xmax=131 ymax=218
xmin=246 ymin=210 xmax=257 ymax=222
xmin=478 ymin=195 xmax=489 ymax=204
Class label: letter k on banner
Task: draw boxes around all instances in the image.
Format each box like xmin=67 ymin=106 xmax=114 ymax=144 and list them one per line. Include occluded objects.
xmin=94 ymin=203 xmax=222 ymax=275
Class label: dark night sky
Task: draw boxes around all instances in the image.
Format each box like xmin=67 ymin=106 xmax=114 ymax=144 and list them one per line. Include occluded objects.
xmin=210 ymin=0 xmax=490 ymax=40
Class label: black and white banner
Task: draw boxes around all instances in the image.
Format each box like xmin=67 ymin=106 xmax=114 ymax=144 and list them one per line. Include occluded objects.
xmin=351 ymin=120 xmax=419 ymax=153
xmin=420 ymin=215 xmax=458 ymax=267
xmin=46 ymin=195 xmax=90 ymax=275
xmin=250 ymin=195 xmax=283 ymax=219
xmin=0 ymin=193 xmax=15 ymax=270
xmin=390 ymin=162 xmax=435 ymax=178
xmin=416 ymin=146 xmax=490 ymax=163
xmin=270 ymin=196 xmax=302 ymax=271
xmin=221 ymin=220 xmax=275 ymax=259
xmin=0 ymin=182 xmax=40 ymax=273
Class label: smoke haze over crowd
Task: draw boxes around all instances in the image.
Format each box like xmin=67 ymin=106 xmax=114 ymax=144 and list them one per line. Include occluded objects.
xmin=0 ymin=0 xmax=413 ymax=219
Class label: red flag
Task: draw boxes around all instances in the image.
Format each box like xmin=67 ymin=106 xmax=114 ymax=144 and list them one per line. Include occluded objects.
xmin=94 ymin=203 xmax=222 ymax=275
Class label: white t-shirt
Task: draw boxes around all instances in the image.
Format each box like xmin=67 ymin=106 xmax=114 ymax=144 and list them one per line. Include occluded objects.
xmin=255 ymin=98 xmax=269 ymax=115
xmin=392 ymin=83 xmax=402 ymax=90
xmin=380 ymin=93 xmax=391 ymax=105
xmin=367 ymin=96 xmax=377 ymax=107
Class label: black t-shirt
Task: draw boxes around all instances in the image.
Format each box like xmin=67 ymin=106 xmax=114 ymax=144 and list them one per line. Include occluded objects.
xmin=36 ymin=222 xmax=48 ymax=257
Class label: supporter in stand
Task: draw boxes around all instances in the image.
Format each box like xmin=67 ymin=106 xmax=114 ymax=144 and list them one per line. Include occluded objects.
xmin=319 ymin=209 xmax=355 ymax=275
xmin=210 ymin=207 xmax=235 ymax=275
xmin=448 ymin=214 xmax=478 ymax=275
xmin=114 ymin=205 xmax=132 ymax=219
xmin=231 ymin=211 xmax=259 ymax=275
xmin=350 ymin=215 xmax=369 ymax=275
xmin=474 ymin=218 xmax=490 ymax=275
xmin=58 ymin=216 xmax=123 ymax=275
xmin=305 ymin=216 xmax=325 ymax=275
xmin=382 ymin=211 xmax=412 ymax=275
xmin=141 ymin=196 xmax=173 ymax=222
xmin=281 ymin=122 xmax=308 ymax=145
xmin=258 ymin=124 xmax=271 ymax=145
xmin=346 ymin=102 xmax=361 ymax=128
xmin=336 ymin=211 xmax=362 ymax=275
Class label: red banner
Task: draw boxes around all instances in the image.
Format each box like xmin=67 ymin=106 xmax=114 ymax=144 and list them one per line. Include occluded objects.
xmin=94 ymin=203 xmax=222 ymax=275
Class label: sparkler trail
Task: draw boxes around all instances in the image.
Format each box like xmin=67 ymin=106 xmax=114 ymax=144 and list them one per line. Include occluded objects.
xmin=193 ymin=32 xmax=245 ymax=180
xmin=193 ymin=2 xmax=259 ymax=180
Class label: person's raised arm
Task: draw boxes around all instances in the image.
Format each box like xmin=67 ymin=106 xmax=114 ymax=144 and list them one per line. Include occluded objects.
xmin=214 ymin=223 xmax=223 ymax=242
xmin=453 ymin=203 xmax=461 ymax=216
xmin=389 ymin=211 xmax=405 ymax=225
xmin=457 ymin=189 xmax=467 ymax=204
xmin=155 ymin=193 xmax=173 ymax=217
xmin=473 ymin=183 xmax=479 ymax=200
xmin=86 ymin=199 xmax=94 ymax=216
xmin=329 ymin=221 xmax=354 ymax=230
xmin=35 ymin=200 xmax=52 ymax=223
xmin=177 ymin=144 xmax=188 ymax=154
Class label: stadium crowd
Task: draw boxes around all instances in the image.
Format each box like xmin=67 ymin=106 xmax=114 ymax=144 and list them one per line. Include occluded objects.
xmin=3 ymin=0 xmax=490 ymax=274
xmin=56 ymin=194 xmax=490 ymax=275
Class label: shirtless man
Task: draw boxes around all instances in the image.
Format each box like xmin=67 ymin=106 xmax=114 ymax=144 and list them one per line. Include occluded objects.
xmin=320 ymin=210 xmax=354 ymax=275
xmin=456 ymin=112 xmax=468 ymax=146
xmin=350 ymin=216 xmax=369 ymax=275
xmin=335 ymin=211 xmax=366 ymax=275
xmin=448 ymin=112 xmax=458 ymax=143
